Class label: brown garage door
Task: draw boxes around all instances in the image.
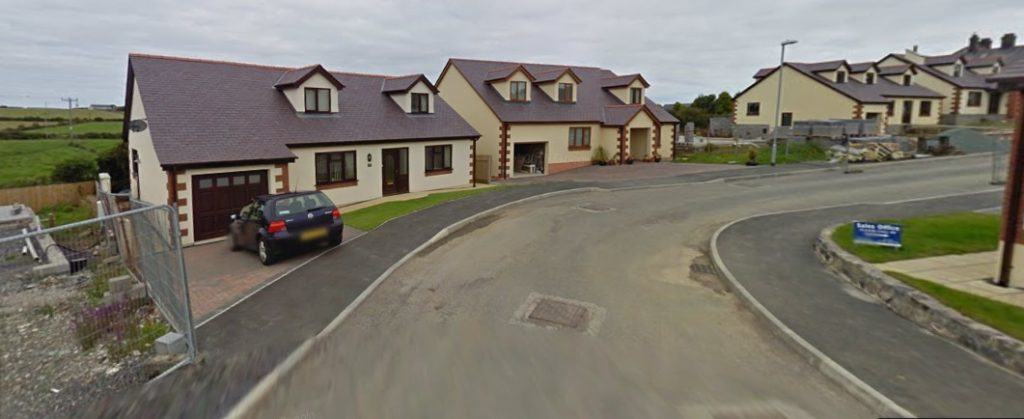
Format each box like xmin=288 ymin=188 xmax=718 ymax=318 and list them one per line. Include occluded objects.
xmin=191 ymin=170 xmax=269 ymax=241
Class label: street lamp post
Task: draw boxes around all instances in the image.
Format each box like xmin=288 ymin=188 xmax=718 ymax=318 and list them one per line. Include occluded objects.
xmin=770 ymin=39 xmax=797 ymax=166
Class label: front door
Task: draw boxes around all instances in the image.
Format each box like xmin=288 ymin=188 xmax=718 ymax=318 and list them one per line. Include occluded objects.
xmin=989 ymin=92 xmax=1002 ymax=115
xmin=901 ymin=100 xmax=913 ymax=124
xmin=381 ymin=148 xmax=409 ymax=196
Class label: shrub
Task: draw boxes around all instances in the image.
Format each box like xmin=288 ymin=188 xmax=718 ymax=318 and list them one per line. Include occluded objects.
xmin=747 ymin=148 xmax=758 ymax=163
xmin=592 ymin=146 xmax=607 ymax=164
xmin=52 ymin=155 xmax=98 ymax=183
xmin=97 ymin=141 xmax=129 ymax=191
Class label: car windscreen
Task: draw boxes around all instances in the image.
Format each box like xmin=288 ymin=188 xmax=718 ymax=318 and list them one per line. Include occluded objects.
xmin=272 ymin=193 xmax=334 ymax=218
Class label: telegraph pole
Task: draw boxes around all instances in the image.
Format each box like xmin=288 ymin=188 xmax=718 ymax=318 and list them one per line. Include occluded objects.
xmin=60 ymin=97 xmax=78 ymax=140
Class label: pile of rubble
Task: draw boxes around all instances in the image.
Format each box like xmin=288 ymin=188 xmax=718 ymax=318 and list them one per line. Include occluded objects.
xmin=827 ymin=138 xmax=916 ymax=163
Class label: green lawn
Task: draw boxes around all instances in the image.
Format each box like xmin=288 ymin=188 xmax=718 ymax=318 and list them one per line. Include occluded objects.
xmin=343 ymin=186 xmax=505 ymax=231
xmin=38 ymin=202 xmax=95 ymax=226
xmin=0 ymin=107 xmax=122 ymax=120
xmin=832 ymin=212 xmax=1000 ymax=263
xmin=24 ymin=121 xmax=122 ymax=135
xmin=886 ymin=271 xmax=1024 ymax=341
xmin=0 ymin=139 xmax=120 ymax=188
xmin=674 ymin=142 xmax=826 ymax=165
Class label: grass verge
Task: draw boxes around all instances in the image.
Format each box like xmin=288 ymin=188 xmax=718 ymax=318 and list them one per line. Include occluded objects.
xmin=0 ymin=139 xmax=120 ymax=188
xmin=674 ymin=142 xmax=826 ymax=165
xmin=24 ymin=121 xmax=122 ymax=135
xmin=832 ymin=212 xmax=999 ymax=263
xmin=39 ymin=202 xmax=96 ymax=227
xmin=343 ymin=186 xmax=504 ymax=231
xmin=885 ymin=271 xmax=1024 ymax=341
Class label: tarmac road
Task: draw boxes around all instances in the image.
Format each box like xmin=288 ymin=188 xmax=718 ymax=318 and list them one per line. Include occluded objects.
xmin=246 ymin=154 xmax=1003 ymax=418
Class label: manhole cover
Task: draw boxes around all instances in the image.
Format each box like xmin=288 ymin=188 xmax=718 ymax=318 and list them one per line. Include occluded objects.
xmin=691 ymin=263 xmax=715 ymax=274
xmin=528 ymin=298 xmax=589 ymax=329
xmin=511 ymin=293 xmax=606 ymax=335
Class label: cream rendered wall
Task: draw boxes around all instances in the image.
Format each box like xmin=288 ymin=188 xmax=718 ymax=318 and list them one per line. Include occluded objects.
xmin=889 ymin=98 xmax=941 ymax=125
xmin=508 ymin=123 xmax=599 ymax=172
xmin=287 ymin=140 xmax=472 ymax=207
xmin=659 ymin=124 xmax=675 ymax=153
xmin=281 ymin=72 xmax=340 ymax=113
xmin=909 ymin=71 xmax=957 ymax=115
xmin=178 ymin=163 xmax=280 ymax=245
xmin=882 ymin=71 xmax=913 ymax=86
xmin=388 ymin=80 xmax=435 ymax=113
xmin=598 ymin=126 xmax=621 ymax=160
xmin=932 ymin=64 xmax=955 ymax=76
xmin=609 ymin=79 xmax=645 ymax=104
xmin=734 ymin=66 xmax=857 ymax=129
xmin=127 ymin=79 xmax=168 ymax=206
xmin=437 ymin=66 xmax=503 ymax=178
xmin=972 ymin=65 xmax=997 ymax=76
xmin=877 ymin=56 xmax=906 ymax=67
xmin=850 ymin=71 xmax=876 ymax=84
xmin=959 ymin=89 xmax=990 ymax=115
xmin=490 ymin=70 xmax=532 ymax=102
xmin=537 ymin=74 xmax=578 ymax=102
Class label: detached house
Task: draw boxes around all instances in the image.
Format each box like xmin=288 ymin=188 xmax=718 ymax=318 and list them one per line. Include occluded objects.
xmin=734 ymin=33 xmax=1024 ymax=131
xmin=734 ymin=60 xmax=944 ymax=132
xmin=436 ymin=59 xmax=679 ymax=179
xmin=123 ymin=54 xmax=479 ymax=245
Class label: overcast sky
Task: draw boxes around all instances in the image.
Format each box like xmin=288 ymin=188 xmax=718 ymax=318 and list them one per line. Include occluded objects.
xmin=1 ymin=0 xmax=1021 ymax=108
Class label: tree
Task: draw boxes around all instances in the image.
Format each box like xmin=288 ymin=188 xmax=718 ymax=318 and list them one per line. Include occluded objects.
xmin=97 ymin=141 xmax=130 ymax=192
xmin=711 ymin=91 xmax=734 ymax=116
xmin=691 ymin=94 xmax=717 ymax=114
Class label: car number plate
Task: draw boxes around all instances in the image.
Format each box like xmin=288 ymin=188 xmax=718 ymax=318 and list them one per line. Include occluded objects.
xmin=300 ymin=228 xmax=328 ymax=241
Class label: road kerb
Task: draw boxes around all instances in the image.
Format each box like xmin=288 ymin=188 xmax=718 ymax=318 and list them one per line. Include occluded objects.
xmin=710 ymin=215 xmax=914 ymax=418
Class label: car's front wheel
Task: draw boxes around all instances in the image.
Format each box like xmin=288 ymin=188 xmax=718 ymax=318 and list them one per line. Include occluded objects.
xmin=258 ymin=238 xmax=276 ymax=266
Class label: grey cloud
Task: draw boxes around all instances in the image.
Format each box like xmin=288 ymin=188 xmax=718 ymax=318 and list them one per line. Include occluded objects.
xmin=0 ymin=0 xmax=1020 ymax=107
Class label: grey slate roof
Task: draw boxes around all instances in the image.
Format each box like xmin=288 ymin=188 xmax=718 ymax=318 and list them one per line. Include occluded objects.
xmin=741 ymin=62 xmax=944 ymax=104
xmin=444 ymin=58 xmax=677 ymax=125
xmin=380 ymin=74 xmax=438 ymax=93
xmin=848 ymin=62 xmax=875 ymax=73
xmin=877 ymin=64 xmax=912 ymax=75
xmin=888 ymin=54 xmax=992 ymax=89
xmin=128 ymin=54 xmax=479 ymax=168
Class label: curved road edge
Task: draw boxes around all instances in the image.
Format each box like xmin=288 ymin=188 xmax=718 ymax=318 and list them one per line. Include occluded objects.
xmin=710 ymin=212 xmax=914 ymax=418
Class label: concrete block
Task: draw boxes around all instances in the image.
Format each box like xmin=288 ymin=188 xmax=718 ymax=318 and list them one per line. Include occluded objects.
xmin=127 ymin=283 xmax=147 ymax=301
xmin=155 ymin=332 xmax=186 ymax=355
xmin=108 ymin=275 xmax=132 ymax=293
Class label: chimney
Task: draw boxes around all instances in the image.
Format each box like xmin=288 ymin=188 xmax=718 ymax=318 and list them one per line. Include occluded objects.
xmin=969 ymin=33 xmax=980 ymax=51
xmin=1002 ymin=33 xmax=1017 ymax=49
xmin=913 ymin=45 xmax=919 ymax=52
xmin=980 ymin=37 xmax=993 ymax=49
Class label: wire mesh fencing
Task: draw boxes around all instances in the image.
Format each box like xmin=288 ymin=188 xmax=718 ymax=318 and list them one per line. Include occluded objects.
xmin=0 ymin=200 xmax=194 ymax=418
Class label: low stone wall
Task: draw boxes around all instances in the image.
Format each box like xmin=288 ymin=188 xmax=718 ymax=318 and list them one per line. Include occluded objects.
xmin=814 ymin=226 xmax=1024 ymax=375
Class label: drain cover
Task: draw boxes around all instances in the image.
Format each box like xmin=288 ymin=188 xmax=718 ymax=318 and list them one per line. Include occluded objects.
xmin=529 ymin=298 xmax=589 ymax=329
xmin=691 ymin=263 xmax=715 ymax=274
xmin=575 ymin=203 xmax=614 ymax=213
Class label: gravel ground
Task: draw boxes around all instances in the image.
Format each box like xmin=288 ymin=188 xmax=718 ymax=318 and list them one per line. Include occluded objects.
xmin=0 ymin=274 xmax=163 ymax=418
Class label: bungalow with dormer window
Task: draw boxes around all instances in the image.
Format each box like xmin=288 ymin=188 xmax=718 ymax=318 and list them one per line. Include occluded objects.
xmin=436 ymin=59 xmax=678 ymax=179
xmin=123 ymin=54 xmax=479 ymax=245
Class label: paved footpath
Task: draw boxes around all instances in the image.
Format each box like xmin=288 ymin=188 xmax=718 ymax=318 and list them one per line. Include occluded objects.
xmin=715 ymin=191 xmax=1024 ymax=417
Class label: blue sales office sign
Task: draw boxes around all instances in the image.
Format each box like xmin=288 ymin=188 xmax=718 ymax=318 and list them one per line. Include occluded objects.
xmin=852 ymin=221 xmax=903 ymax=248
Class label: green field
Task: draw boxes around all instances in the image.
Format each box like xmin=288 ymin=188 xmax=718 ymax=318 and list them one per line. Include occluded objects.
xmin=832 ymin=212 xmax=1000 ymax=263
xmin=0 ymin=139 xmax=121 ymax=188
xmin=0 ymin=107 xmax=122 ymax=120
xmin=0 ymin=120 xmax=57 ymax=131
xmin=343 ymin=186 xmax=505 ymax=231
xmin=675 ymin=143 xmax=827 ymax=165
xmin=886 ymin=271 xmax=1024 ymax=341
xmin=24 ymin=121 xmax=122 ymax=135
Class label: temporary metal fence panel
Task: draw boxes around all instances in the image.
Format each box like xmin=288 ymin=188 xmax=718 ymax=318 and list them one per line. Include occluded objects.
xmin=0 ymin=202 xmax=194 ymax=418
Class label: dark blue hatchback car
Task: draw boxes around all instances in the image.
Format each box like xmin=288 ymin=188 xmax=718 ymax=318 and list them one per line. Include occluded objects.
xmin=228 ymin=191 xmax=343 ymax=265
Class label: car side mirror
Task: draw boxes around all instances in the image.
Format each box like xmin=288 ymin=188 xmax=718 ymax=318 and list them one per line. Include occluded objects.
xmin=230 ymin=214 xmax=237 ymax=221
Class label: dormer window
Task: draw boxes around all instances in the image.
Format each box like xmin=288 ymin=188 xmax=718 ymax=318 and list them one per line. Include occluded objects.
xmin=510 ymin=81 xmax=528 ymax=102
xmin=411 ymin=93 xmax=429 ymax=114
xmin=630 ymin=87 xmax=643 ymax=104
xmin=558 ymin=83 xmax=574 ymax=103
xmin=865 ymin=73 xmax=875 ymax=84
xmin=305 ymin=88 xmax=331 ymax=113
xmin=953 ymin=64 xmax=963 ymax=77
xmin=836 ymin=71 xmax=847 ymax=83
xmin=902 ymin=74 xmax=912 ymax=86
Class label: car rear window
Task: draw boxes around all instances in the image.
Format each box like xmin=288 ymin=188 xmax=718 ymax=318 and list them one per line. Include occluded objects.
xmin=272 ymin=193 xmax=334 ymax=217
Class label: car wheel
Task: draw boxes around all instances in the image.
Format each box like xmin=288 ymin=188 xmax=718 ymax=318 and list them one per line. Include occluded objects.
xmin=258 ymin=239 xmax=276 ymax=266
xmin=329 ymin=232 xmax=342 ymax=247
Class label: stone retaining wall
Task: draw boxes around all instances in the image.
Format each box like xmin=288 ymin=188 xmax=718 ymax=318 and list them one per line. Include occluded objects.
xmin=815 ymin=225 xmax=1024 ymax=376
